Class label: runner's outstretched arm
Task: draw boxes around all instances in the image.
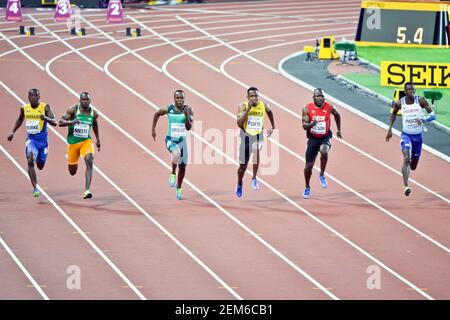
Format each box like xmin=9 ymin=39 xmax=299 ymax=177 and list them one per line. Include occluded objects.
xmin=92 ymin=110 xmax=100 ymax=151
xmin=7 ymin=107 xmax=25 ymax=141
xmin=152 ymin=107 xmax=168 ymax=140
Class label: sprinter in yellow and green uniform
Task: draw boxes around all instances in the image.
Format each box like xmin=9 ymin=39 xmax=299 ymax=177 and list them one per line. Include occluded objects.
xmin=236 ymin=87 xmax=275 ymax=198
xmin=59 ymin=92 xmax=101 ymax=199
xmin=7 ymin=89 xmax=57 ymax=197
xmin=152 ymin=90 xmax=194 ymax=200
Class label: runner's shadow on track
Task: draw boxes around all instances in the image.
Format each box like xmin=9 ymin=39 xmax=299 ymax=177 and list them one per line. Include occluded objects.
xmin=52 ymin=197 xmax=142 ymax=216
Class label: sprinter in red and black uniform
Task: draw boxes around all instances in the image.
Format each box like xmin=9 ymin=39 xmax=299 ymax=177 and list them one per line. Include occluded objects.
xmin=301 ymin=88 xmax=342 ymax=199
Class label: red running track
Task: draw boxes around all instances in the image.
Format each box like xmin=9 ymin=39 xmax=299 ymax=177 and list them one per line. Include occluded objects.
xmin=0 ymin=0 xmax=449 ymax=300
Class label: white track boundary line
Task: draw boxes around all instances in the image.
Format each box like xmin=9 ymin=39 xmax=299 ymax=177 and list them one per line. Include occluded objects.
xmin=4 ymin=10 xmax=432 ymax=299
xmin=0 ymin=80 xmax=242 ymax=300
xmin=0 ymin=233 xmax=49 ymax=300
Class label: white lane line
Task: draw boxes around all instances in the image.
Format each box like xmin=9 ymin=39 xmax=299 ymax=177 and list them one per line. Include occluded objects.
xmin=39 ymin=26 xmax=339 ymax=301
xmin=172 ymin=18 xmax=450 ymax=252
xmin=113 ymin=17 xmax=437 ymax=298
xmin=0 ymin=80 xmax=241 ymax=300
xmin=1 ymin=14 xmax=353 ymax=60
xmin=29 ymin=15 xmax=104 ymax=72
xmin=7 ymin=10 xmax=432 ymax=300
xmin=166 ymin=0 xmax=360 ymax=12
xmin=80 ymin=16 xmax=162 ymax=72
xmin=0 ymin=233 xmax=49 ymax=300
xmin=0 ymin=81 xmax=148 ymax=300
xmin=0 ymin=32 xmax=45 ymax=71
xmin=278 ymin=52 xmax=450 ymax=175
xmin=176 ymin=17 xmax=450 ymax=205
xmin=152 ymin=3 xmax=360 ymax=20
xmin=0 ymin=142 xmax=146 ymax=300
xmin=102 ymin=19 xmax=435 ymax=298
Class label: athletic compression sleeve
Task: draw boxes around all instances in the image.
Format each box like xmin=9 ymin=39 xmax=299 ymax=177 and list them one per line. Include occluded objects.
xmin=422 ymin=111 xmax=436 ymax=123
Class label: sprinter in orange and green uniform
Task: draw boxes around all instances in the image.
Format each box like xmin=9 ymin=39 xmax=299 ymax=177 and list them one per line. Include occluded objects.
xmin=7 ymin=89 xmax=57 ymax=197
xmin=59 ymin=92 xmax=100 ymax=199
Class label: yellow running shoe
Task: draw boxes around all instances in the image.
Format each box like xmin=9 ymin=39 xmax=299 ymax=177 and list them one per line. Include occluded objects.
xmin=176 ymin=188 xmax=182 ymax=200
xmin=169 ymin=174 xmax=176 ymax=188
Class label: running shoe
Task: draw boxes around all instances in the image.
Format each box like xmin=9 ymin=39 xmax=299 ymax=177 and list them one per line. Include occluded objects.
xmin=169 ymin=174 xmax=176 ymax=188
xmin=251 ymin=178 xmax=260 ymax=190
xmin=83 ymin=190 xmax=93 ymax=199
xmin=235 ymin=185 xmax=243 ymax=198
xmin=303 ymin=187 xmax=311 ymax=199
xmin=33 ymin=187 xmax=40 ymax=198
xmin=319 ymin=175 xmax=328 ymax=189
xmin=403 ymin=186 xmax=411 ymax=197
xmin=176 ymin=188 xmax=182 ymax=200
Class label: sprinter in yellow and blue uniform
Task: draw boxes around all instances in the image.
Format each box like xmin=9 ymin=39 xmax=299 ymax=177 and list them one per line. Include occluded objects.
xmin=7 ymin=89 xmax=57 ymax=197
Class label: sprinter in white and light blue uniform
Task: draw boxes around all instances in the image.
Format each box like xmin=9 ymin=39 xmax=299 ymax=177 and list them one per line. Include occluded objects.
xmin=386 ymin=82 xmax=436 ymax=196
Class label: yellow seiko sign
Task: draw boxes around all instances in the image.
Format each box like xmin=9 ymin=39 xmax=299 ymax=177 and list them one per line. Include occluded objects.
xmin=380 ymin=61 xmax=450 ymax=88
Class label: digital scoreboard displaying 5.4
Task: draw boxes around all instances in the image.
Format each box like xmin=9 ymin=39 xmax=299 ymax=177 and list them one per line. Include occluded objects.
xmin=355 ymin=1 xmax=450 ymax=47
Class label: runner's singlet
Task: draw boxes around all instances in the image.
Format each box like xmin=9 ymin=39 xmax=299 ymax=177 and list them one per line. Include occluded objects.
xmin=243 ymin=101 xmax=265 ymax=136
xmin=401 ymin=95 xmax=423 ymax=134
xmin=24 ymin=102 xmax=47 ymax=141
xmin=67 ymin=105 xmax=94 ymax=144
xmin=167 ymin=104 xmax=187 ymax=141
xmin=306 ymin=102 xmax=331 ymax=138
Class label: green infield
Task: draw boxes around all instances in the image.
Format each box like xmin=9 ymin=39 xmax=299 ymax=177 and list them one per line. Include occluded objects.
xmin=345 ymin=46 xmax=450 ymax=127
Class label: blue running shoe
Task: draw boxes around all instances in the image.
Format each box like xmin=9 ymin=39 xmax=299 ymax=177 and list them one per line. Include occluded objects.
xmin=319 ymin=175 xmax=328 ymax=189
xmin=303 ymin=187 xmax=311 ymax=199
xmin=176 ymin=188 xmax=182 ymax=200
xmin=235 ymin=185 xmax=243 ymax=198
xmin=251 ymin=178 xmax=260 ymax=190
xmin=169 ymin=174 xmax=176 ymax=188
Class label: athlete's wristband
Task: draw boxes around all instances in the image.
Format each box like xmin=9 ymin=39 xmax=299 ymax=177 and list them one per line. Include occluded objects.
xmin=422 ymin=112 xmax=436 ymax=123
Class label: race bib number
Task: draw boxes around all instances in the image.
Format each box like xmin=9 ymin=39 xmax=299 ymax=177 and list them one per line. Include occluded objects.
xmin=247 ymin=116 xmax=262 ymax=131
xmin=73 ymin=123 xmax=90 ymax=138
xmin=404 ymin=116 xmax=420 ymax=129
xmin=171 ymin=123 xmax=186 ymax=139
xmin=311 ymin=121 xmax=326 ymax=135
xmin=26 ymin=120 xmax=40 ymax=134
